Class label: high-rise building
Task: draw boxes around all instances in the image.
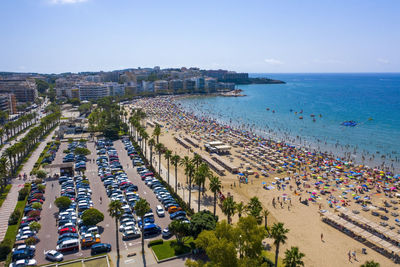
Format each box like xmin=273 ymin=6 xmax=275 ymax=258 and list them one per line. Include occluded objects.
xmin=0 ymin=93 xmax=17 ymax=114
xmin=154 ymin=80 xmax=169 ymax=92
xmin=168 ymin=79 xmax=183 ymax=92
xmin=78 ymin=83 xmax=109 ymax=101
xmin=193 ymin=77 xmax=205 ymax=92
xmin=183 ymin=79 xmax=195 ymax=92
xmin=0 ymin=79 xmax=37 ymax=103
xmin=205 ymin=78 xmax=217 ymax=93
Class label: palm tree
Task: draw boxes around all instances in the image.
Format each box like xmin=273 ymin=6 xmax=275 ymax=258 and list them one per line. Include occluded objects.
xmin=5 ymin=147 xmax=14 ymax=174
xmin=108 ymin=200 xmax=124 ymax=259
xmin=0 ymin=157 xmax=10 ymax=191
xmin=209 ymin=175 xmax=221 ymax=216
xmin=153 ymin=124 xmax=161 ymax=143
xmin=0 ymin=128 xmax=4 ymax=146
xmin=221 ymin=196 xmax=236 ymax=224
xmin=164 ymin=149 xmax=172 ymax=185
xmin=194 ymin=163 xmax=208 ymax=212
xmin=360 ymin=261 xmax=380 ymax=267
xmin=283 ymin=246 xmax=305 ymax=267
xmin=186 ymin=162 xmax=195 ymax=210
xmin=236 ymin=201 xmax=245 ymax=219
xmin=262 ymin=209 xmax=270 ymax=231
xmin=148 ymin=138 xmax=156 ymax=167
xmin=270 ymin=222 xmax=290 ymax=267
xmin=192 ymin=153 xmax=203 ymax=170
xmin=180 ymin=156 xmax=191 ymax=184
xmin=134 ymin=198 xmax=151 ymax=254
xmin=155 ymin=143 xmax=164 ymax=176
xmin=170 ymin=154 xmax=180 ymax=192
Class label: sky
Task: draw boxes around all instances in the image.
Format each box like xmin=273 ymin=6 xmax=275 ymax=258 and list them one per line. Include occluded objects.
xmin=0 ymin=0 xmax=399 ymax=74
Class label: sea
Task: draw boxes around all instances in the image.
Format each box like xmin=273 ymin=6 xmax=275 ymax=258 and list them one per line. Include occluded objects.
xmin=176 ymin=73 xmax=400 ymax=172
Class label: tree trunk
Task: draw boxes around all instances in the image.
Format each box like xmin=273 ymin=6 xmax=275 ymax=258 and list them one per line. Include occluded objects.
xmin=167 ymin=160 xmax=170 ymax=185
xmin=158 ymin=153 xmax=161 ymax=177
xmin=198 ymin=186 xmax=201 ymax=212
xmin=188 ymin=175 xmax=192 ymax=209
xmin=115 ymin=218 xmax=120 ymax=258
xmin=174 ymin=166 xmax=178 ymax=192
xmin=275 ymin=244 xmax=279 ymax=267
xmin=141 ymin=218 xmax=145 ymax=254
xmin=213 ymin=192 xmax=217 ymax=216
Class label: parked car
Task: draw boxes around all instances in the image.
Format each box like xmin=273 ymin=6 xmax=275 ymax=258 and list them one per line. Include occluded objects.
xmin=91 ymin=243 xmax=111 ymax=255
xmin=45 ymin=250 xmax=64 ymax=262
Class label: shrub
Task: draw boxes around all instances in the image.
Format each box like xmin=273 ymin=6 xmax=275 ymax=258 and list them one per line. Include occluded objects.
xmin=0 ymin=239 xmax=12 ymax=260
xmin=36 ymin=170 xmax=47 ymax=180
xmin=33 ymin=179 xmax=43 ymax=185
xmin=31 ymin=202 xmax=42 ymax=210
xmin=18 ymin=188 xmax=29 ymax=201
xmin=29 ymin=222 xmax=41 ymax=232
xmin=63 ymin=149 xmax=70 ymax=154
xmin=8 ymin=210 xmax=21 ymax=225
xmin=37 ymin=184 xmax=45 ymax=193
xmin=27 ymin=210 xmax=40 ymax=218
xmin=24 ymin=237 xmax=37 ymax=245
xmin=81 ymin=209 xmax=104 ymax=226
xmin=148 ymin=239 xmax=163 ymax=247
xmin=54 ymin=196 xmax=71 ymax=210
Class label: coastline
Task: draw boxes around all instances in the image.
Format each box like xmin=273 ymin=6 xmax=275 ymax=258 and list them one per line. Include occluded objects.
xmin=176 ymin=93 xmax=399 ymax=173
xmin=128 ymin=96 xmax=399 ymax=267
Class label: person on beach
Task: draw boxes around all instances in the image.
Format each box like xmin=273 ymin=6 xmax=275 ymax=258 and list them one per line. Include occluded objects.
xmin=348 ymin=251 xmax=352 ymax=262
xmin=321 ymin=233 xmax=324 ymax=242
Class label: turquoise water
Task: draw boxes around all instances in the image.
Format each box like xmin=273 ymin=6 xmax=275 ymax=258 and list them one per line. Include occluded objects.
xmin=177 ymin=73 xmax=400 ymax=171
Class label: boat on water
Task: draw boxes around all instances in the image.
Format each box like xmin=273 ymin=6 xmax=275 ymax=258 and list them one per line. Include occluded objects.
xmin=341 ymin=121 xmax=358 ymax=127
xmin=310 ymin=114 xmax=315 ymax=117
xmin=266 ymin=108 xmax=270 ymax=111
xmin=299 ymin=116 xmax=303 ymax=119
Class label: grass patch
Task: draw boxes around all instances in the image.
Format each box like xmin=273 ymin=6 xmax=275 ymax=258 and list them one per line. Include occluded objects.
xmin=262 ymin=250 xmax=284 ymax=267
xmin=0 ymin=184 xmax=12 ymax=208
xmin=60 ymin=262 xmax=82 ymax=267
xmin=84 ymin=257 xmax=109 ymax=267
xmin=151 ymin=238 xmax=194 ymax=261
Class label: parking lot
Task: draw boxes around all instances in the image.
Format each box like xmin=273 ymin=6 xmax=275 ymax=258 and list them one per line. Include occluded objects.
xmin=34 ymin=138 xmax=173 ymax=265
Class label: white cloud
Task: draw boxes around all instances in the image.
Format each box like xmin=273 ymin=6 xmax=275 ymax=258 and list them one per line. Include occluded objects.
xmin=313 ymin=59 xmax=343 ymax=64
xmin=377 ymin=58 xmax=389 ymax=64
xmin=50 ymin=0 xmax=88 ymax=4
xmin=264 ymin=58 xmax=284 ymax=65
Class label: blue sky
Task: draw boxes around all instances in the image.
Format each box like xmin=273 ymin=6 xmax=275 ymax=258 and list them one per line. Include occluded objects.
xmin=0 ymin=0 xmax=399 ymax=73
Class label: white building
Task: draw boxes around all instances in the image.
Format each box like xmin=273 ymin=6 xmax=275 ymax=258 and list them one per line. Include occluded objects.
xmin=78 ymin=83 xmax=109 ymax=101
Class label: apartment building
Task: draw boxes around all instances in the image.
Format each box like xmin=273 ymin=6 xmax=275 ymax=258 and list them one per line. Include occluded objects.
xmin=0 ymin=93 xmax=17 ymax=114
xmin=0 ymin=79 xmax=37 ymax=102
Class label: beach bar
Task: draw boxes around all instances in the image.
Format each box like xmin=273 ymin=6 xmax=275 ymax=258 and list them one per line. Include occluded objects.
xmin=199 ymin=154 xmax=225 ymax=176
xmin=174 ymin=136 xmax=191 ymax=149
xmin=184 ymin=136 xmax=200 ymax=148
xmin=212 ymin=154 xmax=238 ymax=173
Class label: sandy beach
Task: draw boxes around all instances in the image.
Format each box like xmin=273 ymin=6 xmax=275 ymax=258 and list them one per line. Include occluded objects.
xmin=125 ymin=95 xmax=400 ymax=267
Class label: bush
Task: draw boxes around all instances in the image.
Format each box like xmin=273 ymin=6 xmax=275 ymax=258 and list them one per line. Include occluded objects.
xmin=0 ymin=239 xmax=12 ymax=260
xmin=63 ymin=149 xmax=70 ymax=154
xmin=36 ymin=170 xmax=47 ymax=179
xmin=18 ymin=188 xmax=29 ymax=201
xmin=8 ymin=210 xmax=21 ymax=225
xmin=33 ymin=179 xmax=43 ymax=185
xmin=27 ymin=210 xmax=40 ymax=218
xmin=31 ymin=202 xmax=42 ymax=210
xmin=54 ymin=196 xmax=72 ymax=210
xmin=81 ymin=209 xmax=104 ymax=226
xmin=24 ymin=237 xmax=37 ymax=245
xmin=29 ymin=222 xmax=41 ymax=232
xmin=37 ymin=184 xmax=45 ymax=192
xmin=148 ymin=239 xmax=164 ymax=247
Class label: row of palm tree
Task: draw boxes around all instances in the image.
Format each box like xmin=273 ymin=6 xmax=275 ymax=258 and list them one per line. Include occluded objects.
xmin=0 ymin=112 xmax=37 ymax=146
xmin=0 ymin=110 xmax=60 ymax=190
xmin=126 ymin=109 xmax=226 ymax=215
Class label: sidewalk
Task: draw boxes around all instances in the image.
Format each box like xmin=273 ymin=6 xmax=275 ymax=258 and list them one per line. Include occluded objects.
xmin=0 ymin=126 xmax=58 ymax=241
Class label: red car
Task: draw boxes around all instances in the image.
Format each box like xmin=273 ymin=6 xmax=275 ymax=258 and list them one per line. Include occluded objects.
xmin=29 ymin=198 xmax=44 ymax=204
xmin=141 ymin=172 xmax=154 ymax=180
xmin=58 ymin=227 xmax=77 ymax=235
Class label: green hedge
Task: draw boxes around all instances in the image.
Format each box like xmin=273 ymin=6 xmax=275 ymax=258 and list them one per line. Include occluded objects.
xmin=0 ymin=183 xmax=31 ymax=264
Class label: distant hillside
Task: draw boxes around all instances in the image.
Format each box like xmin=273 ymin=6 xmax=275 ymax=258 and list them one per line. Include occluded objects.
xmin=218 ymin=77 xmax=285 ymax=85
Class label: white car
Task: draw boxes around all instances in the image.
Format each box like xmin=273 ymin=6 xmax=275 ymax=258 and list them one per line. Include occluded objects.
xmin=156 ymin=205 xmax=165 ymax=217
xmin=45 ymin=250 xmax=64 ymax=262
xmin=10 ymin=259 xmax=37 ymax=267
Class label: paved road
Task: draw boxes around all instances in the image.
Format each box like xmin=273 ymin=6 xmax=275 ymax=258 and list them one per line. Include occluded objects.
xmin=35 ymin=139 xmax=173 ymax=265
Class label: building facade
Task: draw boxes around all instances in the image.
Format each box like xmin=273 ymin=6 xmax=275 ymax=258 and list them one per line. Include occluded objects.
xmin=78 ymin=83 xmax=109 ymax=101
xmin=0 ymin=93 xmax=17 ymax=114
xmin=0 ymin=79 xmax=38 ymax=103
